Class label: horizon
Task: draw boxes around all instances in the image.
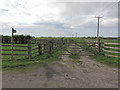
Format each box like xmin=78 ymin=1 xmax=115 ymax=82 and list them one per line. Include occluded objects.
xmin=1 ymin=34 xmax=119 ymax=38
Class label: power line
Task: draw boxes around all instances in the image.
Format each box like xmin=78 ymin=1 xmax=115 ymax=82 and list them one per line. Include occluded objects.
xmin=94 ymin=2 xmax=118 ymax=30
xmin=100 ymin=2 xmax=118 ymax=27
xmin=95 ymin=3 xmax=113 ymax=16
xmin=97 ymin=2 xmax=118 ymax=17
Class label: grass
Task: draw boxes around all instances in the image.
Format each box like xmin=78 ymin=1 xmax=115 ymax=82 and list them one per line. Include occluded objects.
xmin=2 ymin=43 xmax=38 ymax=60
xmin=85 ymin=38 xmax=119 ymax=43
xmin=104 ymin=48 xmax=118 ymax=52
xmin=104 ymin=52 xmax=118 ymax=56
xmin=2 ymin=43 xmax=67 ymax=70
xmin=69 ymin=51 xmax=80 ymax=59
xmin=104 ymin=44 xmax=120 ymax=47
xmin=72 ymin=37 xmax=84 ymax=42
xmin=90 ymin=55 xmax=119 ymax=67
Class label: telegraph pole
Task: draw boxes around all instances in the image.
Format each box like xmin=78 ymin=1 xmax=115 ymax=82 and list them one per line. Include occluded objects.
xmin=95 ymin=16 xmax=102 ymax=40
xmin=72 ymin=34 xmax=73 ymax=38
xmin=95 ymin=16 xmax=102 ymax=53
xmin=75 ymin=32 xmax=77 ymax=37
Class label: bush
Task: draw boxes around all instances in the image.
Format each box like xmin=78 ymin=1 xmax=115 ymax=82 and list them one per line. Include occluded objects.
xmin=2 ymin=36 xmax=11 ymax=43
xmin=2 ymin=35 xmax=33 ymax=44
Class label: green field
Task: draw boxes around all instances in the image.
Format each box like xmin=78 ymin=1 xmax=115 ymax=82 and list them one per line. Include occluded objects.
xmin=84 ymin=38 xmax=119 ymax=43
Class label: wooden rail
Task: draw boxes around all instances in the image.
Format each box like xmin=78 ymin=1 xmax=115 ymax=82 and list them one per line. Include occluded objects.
xmin=104 ymin=43 xmax=120 ymax=45
xmin=104 ymin=46 xmax=120 ymax=49
xmin=2 ymin=39 xmax=71 ymax=60
xmin=104 ymin=50 xmax=120 ymax=53
xmin=14 ymin=45 xmax=28 ymax=47
xmin=2 ymin=45 xmax=11 ymax=46
xmin=104 ymin=54 xmax=120 ymax=58
xmin=104 ymin=43 xmax=120 ymax=58
xmin=2 ymin=54 xmax=27 ymax=55
xmin=2 ymin=49 xmax=11 ymax=51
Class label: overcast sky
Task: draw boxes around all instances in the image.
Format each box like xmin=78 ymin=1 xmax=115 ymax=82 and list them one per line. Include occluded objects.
xmin=0 ymin=0 xmax=119 ymax=37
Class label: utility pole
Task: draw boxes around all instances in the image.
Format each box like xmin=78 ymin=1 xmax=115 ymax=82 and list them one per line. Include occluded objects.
xmin=75 ymin=32 xmax=77 ymax=37
xmin=95 ymin=16 xmax=102 ymax=53
xmin=72 ymin=34 xmax=73 ymax=38
xmin=95 ymin=16 xmax=102 ymax=40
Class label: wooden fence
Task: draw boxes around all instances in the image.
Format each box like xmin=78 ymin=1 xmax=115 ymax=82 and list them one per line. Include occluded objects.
xmin=2 ymin=39 xmax=72 ymax=60
xmin=2 ymin=44 xmax=28 ymax=56
xmin=82 ymin=39 xmax=120 ymax=58
xmin=103 ymin=43 xmax=120 ymax=58
xmin=83 ymin=39 xmax=104 ymax=54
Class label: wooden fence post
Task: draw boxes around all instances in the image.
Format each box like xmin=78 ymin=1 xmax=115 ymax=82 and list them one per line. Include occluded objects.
xmin=48 ymin=41 xmax=53 ymax=55
xmin=28 ymin=40 xmax=32 ymax=59
xmin=98 ymin=38 xmax=101 ymax=53
xmin=53 ymin=40 xmax=55 ymax=49
xmin=51 ymin=41 xmax=53 ymax=49
xmin=44 ymin=40 xmax=47 ymax=54
xmin=38 ymin=43 xmax=42 ymax=55
xmin=11 ymin=29 xmax=14 ymax=60
xmin=102 ymin=42 xmax=104 ymax=54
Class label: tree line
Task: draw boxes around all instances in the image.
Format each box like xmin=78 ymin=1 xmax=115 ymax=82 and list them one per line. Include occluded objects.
xmin=2 ymin=35 xmax=35 ymax=44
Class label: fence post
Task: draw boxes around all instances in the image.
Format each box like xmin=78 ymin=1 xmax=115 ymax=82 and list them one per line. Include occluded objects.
xmin=51 ymin=40 xmax=53 ymax=49
xmin=44 ymin=43 xmax=46 ymax=54
xmin=28 ymin=40 xmax=32 ymax=59
xmin=102 ymin=42 xmax=104 ymax=54
xmin=49 ymin=41 xmax=52 ymax=55
xmin=38 ymin=43 xmax=42 ymax=55
xmin=44 ymin=40 xmax=47 ymax=54
xmin=98 ymin=38 xmax=101 ymax=53
xmin=52 ymin=40 xmax=55 ymax=49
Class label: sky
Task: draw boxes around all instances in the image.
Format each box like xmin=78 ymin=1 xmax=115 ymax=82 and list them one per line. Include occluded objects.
xmin=0 ymin=0 xmax=119 ymax=37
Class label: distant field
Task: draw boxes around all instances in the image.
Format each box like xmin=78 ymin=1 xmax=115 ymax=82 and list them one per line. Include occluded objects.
xmin=85 ymin=38 xmax=119 ymax=43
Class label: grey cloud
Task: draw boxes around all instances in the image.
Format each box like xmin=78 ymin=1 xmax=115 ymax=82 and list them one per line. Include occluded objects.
xmin=0 ymin=9 xmax=8 ymax=14
xmin=0 ymin=9 xmax=8 ymax=12
xmin=59 ymin=2 xmax=117 ymax=18
xmin=33 ymin=21 xmax=70 ymax=29
xmin=0 ymin=1 xmax=118 ymax=37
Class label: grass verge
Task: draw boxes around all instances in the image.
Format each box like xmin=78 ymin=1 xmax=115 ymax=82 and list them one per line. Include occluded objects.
xmin=90 ymin=55 xmax=119 ymax=67
xmin=69 ymin=51 xmax=80 ymax=59
xmin=2 ymin=45 xmax=66 ymax=70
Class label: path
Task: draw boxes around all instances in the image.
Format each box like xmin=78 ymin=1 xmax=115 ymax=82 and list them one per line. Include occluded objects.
xmin=2 ymin=43 xmax=118 ymax=88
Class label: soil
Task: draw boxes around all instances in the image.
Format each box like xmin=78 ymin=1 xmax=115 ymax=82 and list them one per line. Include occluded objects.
xmin=2 ymin=43 xmax=118 ymax=88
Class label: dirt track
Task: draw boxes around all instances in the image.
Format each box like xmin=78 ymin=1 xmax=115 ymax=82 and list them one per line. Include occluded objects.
xmin=2 ymin=44 xmax=118 ymax=88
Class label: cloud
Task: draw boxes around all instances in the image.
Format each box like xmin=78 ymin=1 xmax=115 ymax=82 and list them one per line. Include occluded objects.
xmin=101 ymin=18 xmax=118 ymax=27
xmin=0 ymin=0 xmax=118 ymax=37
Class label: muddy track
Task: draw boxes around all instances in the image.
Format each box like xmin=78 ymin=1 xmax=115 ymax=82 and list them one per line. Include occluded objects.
xmin=2 ymin=43 xmax=118 ymax=88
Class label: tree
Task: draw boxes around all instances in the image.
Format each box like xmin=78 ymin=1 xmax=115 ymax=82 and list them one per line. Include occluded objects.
xmin=2 ymin=35 xmax=34 ymax=44
xmin=14 ymin=35 xmax=19 ymax=44
xmin=3 ymin=36 xmax=11 ymax=43
xmin=25 ymin=35 xmax=31 ymax=44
